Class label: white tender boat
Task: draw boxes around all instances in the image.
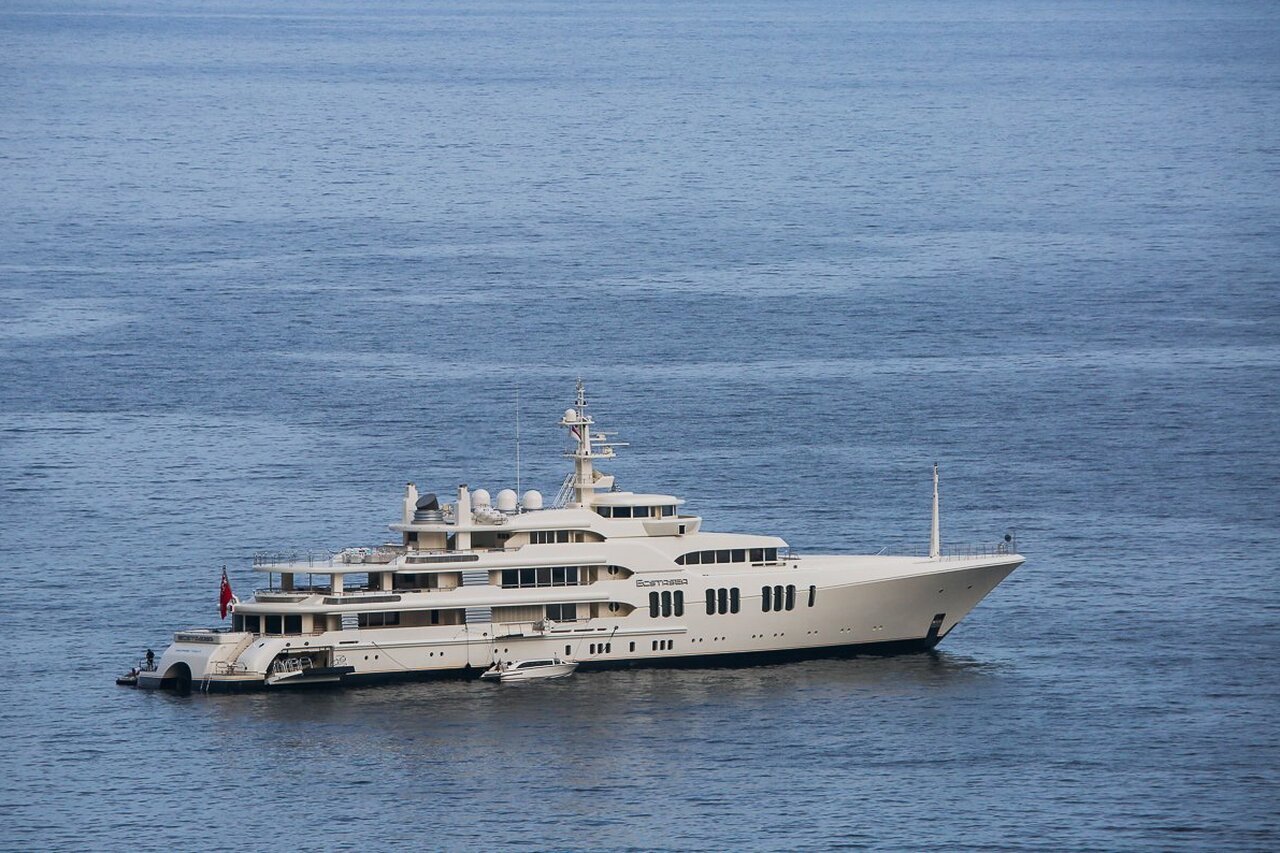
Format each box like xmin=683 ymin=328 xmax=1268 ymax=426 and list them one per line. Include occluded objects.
xmin=481 ymin=657 xmax=578 ymax=683
xmin=134 ymin=381 xmax=1024 ymax=694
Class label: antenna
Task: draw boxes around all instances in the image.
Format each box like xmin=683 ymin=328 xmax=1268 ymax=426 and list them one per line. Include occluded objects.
xmin=930 ymin=462 xmax=941 ymax=559
xmin=515 ymin=387 xmax=521 ymax=496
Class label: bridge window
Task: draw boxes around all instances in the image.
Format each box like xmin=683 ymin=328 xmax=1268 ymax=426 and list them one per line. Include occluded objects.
xmin=285 ymin=614 xmax=302 ymax=634
xmin=613 ymin=506 xmax=632 ymax=519
xmin=597 ymin=506 xmax=612 ymax=518
xmin=265 ymin=614 xmax=282 ymax=634
xmin=633 ymin=506 xmax=650 ymax=518
xmin=678 ymin=548 xmax=778 ymax=566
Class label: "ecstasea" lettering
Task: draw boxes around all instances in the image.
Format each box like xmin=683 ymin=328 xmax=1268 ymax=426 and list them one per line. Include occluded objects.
xmin=635 ymin=578 xmax=689 ymax=587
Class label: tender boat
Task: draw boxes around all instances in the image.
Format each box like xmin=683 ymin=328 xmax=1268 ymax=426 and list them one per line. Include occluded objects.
xmin=481 ymin=657 xmax=578 ymax=683
xmin=131 ymin=381 xmax=1024 ymax=694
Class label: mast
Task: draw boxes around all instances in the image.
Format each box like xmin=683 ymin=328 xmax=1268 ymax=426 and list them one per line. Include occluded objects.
xmin=515 ymin=387 xmax=521 ymax=497
xmin=930 ymin=462 xmax=941 ymax=559
xmin=559 ymin=380 xmax=622 ymax=507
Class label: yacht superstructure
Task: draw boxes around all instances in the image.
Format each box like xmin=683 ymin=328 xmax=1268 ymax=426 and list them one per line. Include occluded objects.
xmin=137 ymin=384 xmax=1023 ymax=693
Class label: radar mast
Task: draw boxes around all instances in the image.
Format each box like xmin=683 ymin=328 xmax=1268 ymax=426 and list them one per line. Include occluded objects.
xmin=559 ymin=380 xmax=626 ymax=506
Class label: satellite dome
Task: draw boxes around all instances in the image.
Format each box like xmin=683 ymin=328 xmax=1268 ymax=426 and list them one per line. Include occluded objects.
xmin=563 ymin=408 xmax=577 ymax=422
xmin=472 ymin=488 xmax=491 ymax=508
xmin=522 ymin=489 xmax=543 ymax=510
xmin=496 ymin=489 xmax=518 ymax=513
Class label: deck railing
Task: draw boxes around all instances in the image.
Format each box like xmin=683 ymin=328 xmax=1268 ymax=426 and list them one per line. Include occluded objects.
xmin=252 ymin=545 xmax=407 ymax=569
xmin=874 ymin=536 xmax=1019 ymax=560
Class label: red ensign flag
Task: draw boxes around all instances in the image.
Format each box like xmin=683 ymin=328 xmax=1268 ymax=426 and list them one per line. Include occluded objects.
xmin=219 ymin=567 xmax=234 ymax=619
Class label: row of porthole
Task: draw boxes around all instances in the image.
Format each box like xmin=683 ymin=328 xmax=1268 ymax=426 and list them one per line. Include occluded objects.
xmin=566 ymin=642 xmax=640 ymax=655
xmin=748 ymin=633 xmax=787 ymax=639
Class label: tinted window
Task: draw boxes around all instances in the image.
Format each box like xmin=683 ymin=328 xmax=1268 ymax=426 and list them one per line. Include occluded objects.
xmin=762 ymin=586 xmax=771 ymax=612
xmin=649 ymin=592 xmax=659 ymax=618
xmin=717 ymin=587 xmax=728 ymax=615
xmin=701 ymin=551 xmax=714 ymax=564
xmin=730 ymin=587 xmax=740 ymax=613
xmin=686 ymin=551 xmax=700 ymax=565
xmin=614 ymin=506 xmax=632 ymax=518
xmin=597 ymin=506 xmax=612 ymax=518
xmin=706 ymin=589 xmax=716 ymax=615
xmin=284 ymin=614 xmax=302 ymax=634
xmin=774 ymin=585 xmax=784 ymax=611
xmin=661 ymin=590 xmax=672 ymax=617
xmin=765 ymin=548 xmax=777 ymax=562
xmin=716 ymin=550 xmax=731 ymax=563
xmin=566 ymin=567 xmax=579 ymax=584
xmin=501 ymin=569 xmax=517 ymax=587
xmin=674 ymin=590 xmax=684 ymax=617
xmin=785 ymin=585 xmax=795 ymax=611
xmin=519 ymin=568 xmax=535 ymax=586
xmin=265 ymin=614 xmax=282 ymax=634
xmin=808 ymin=585 xmax=816 ymax=607
xmin=244 ymin=614 xmax=260 ymax=632
xmin=547 ymin=603 xmax=576 ymax=621
xmin=750 ymin=548 xmax=763 ymax=562
xmin=732 ymin=549 xmax=745 ymax=563
xmin=537 ymin=567 xmax=552 ymax=586
xmin=634 ymin=506 xmax=650 ymax=518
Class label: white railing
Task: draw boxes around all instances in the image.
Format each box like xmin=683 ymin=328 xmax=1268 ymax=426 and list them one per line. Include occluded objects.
xmin=873 ymin=538 xmax=1019 ymax=560
xmin=253 ymin=545 xmax=406 ymax=569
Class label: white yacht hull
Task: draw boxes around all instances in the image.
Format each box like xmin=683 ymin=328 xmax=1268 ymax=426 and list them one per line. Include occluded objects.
xmin=140 ymin=555 xmax=1021 ymax=693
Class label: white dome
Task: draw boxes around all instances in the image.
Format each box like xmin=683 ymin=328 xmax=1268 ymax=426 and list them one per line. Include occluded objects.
xmin=496 ymin=489 xmax=518 ymax=513
xmin=563 ymin=408 xmax=577 ymax=422
xmin=472 ymin=488 xmax=491 ymax=508
xmin=522 ymin=489 xmax=543 ymax=510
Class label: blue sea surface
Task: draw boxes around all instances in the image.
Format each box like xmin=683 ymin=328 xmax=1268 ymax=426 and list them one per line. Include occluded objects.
xmin=1 ymin=0 xmax=1278 ymax=849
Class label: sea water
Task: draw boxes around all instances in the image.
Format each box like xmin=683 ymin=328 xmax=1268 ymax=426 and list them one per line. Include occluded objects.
xmin=1 ymin=1 xmax=1277 ymax=849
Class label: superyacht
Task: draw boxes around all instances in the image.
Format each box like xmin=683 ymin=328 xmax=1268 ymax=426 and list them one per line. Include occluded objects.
xmin=135 ymin=383 xmax=1023 ymax=693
